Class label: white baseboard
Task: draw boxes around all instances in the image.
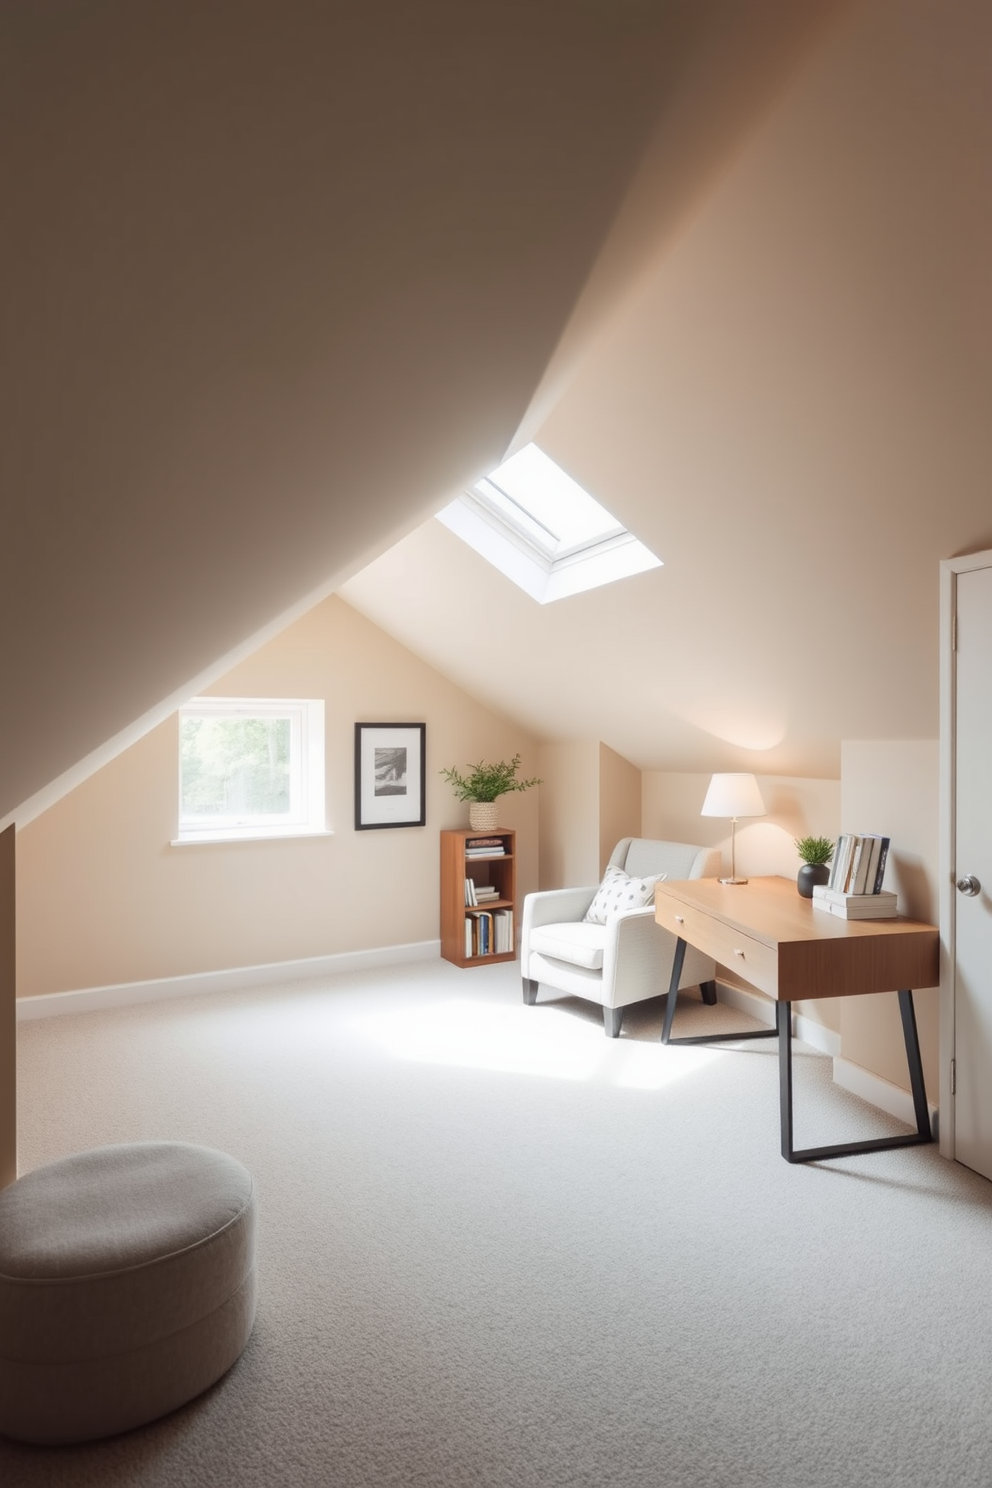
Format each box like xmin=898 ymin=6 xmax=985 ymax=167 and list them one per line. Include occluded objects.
xmin=16 ymin=940 xmax=442 ymax=1022
xmin=833 ymin=1056 xmax=938 ymax=1137
xmin=714 ymin=979 xmax=841 ymax=1057
xmin=715 ymin=978 xmax=775 ymax=1026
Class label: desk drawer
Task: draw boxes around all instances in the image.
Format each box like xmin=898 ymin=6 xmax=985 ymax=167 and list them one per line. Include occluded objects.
xmin=656 ymin=900 xmax=778 ymax=998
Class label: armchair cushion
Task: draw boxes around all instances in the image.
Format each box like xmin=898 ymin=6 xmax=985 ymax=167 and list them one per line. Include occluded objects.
xmin=583 ymin=865 xmax=666 ymax=925
xmin=528 ymin=922 xmax=606 ymax=971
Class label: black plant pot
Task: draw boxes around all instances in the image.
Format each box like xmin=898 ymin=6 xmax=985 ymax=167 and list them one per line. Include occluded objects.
xmin=797 ymin=863 xmax=831 ymax=898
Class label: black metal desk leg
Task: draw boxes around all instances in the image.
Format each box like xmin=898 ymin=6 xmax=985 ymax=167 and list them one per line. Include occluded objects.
xmin=898 ymin=989 xmax=932 ymax=1140
xmin=777 ymin=1001 xmax=795 ymax=1161
xmin=660 ymin=938 xmax=687 ymax=1045
xmin=661 ymin=937 xmax=779 ymax=1048
xmin=783 ymin=987 xmax=934 ymax=1163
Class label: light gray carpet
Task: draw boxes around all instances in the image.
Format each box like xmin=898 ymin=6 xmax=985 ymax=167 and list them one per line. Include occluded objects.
xmin=5 ymin=960 xmax=992 ymax=1487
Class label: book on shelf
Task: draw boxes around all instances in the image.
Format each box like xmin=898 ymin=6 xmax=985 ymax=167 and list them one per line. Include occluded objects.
xmin=466 ymin=837 xmax=504 ymax=849
xmin=827 ymin=833 xmax=891 ymax=894
xmin=465 ymin=910 xmax=495 ymax=956
xmin=858 ymin=836 xmax=881 ymax=894
xmin=858 ymin=838 xmax=875 ymax=892
xmin=494 ymin=908 xmax=513 ymax=954
xmin=464 ymin=877 xmax=477 ymax=907
xmin=465 ymin=848 xmax=505 ymax=858
xmin=869 ymin=837 xmax=890 ymax=893
xmin=827 ymin=834 xmax=853 ymax=891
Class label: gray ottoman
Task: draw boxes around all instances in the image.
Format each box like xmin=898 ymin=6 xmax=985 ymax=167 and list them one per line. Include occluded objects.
xmin=0 ymin=1141 xmax=257 ymax=1445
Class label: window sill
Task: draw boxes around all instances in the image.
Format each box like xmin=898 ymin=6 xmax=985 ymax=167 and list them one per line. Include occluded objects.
xmin=170 ymin=829 xmax=334 ymax=847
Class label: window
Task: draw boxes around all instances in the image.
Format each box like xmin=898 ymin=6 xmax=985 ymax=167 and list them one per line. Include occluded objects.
xmin=435 ymin=443 xmax=662 ymax=603
xmin=175 ymin=697 xmax=326 ymax=843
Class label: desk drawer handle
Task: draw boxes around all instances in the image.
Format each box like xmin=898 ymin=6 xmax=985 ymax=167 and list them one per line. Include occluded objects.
xmin=734 ymin=948 xmax=746 ymax=958
xmin=674 ymin=915 xmax=684 ymax=924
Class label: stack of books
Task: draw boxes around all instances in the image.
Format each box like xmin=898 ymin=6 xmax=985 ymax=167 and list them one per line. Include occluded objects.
xmin=812 ymin=886 xmax=898 ymax=920
xmin=812 ymin=832 xmax=895 ymax=919
xmin=464 ymin=878 xmax=502 ymax=907
xmin=465 ymin=836 xmax=505 ymax=858
xmin=465 ymin=908 xmax=514 ymax=956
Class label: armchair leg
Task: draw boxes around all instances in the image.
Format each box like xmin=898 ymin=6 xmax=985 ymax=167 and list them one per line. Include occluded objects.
xmin=522 ymin=978 xmax=539 ymax=1006
xmin=603 ymin=1006 xmax=623 ymax=1039
xmin=700 ymin=980 xmax=718 ymax=1006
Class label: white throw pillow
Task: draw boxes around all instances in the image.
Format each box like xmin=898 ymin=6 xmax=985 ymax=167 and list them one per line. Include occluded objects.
xmin=583 ymin=865 xmax=667 ymax=925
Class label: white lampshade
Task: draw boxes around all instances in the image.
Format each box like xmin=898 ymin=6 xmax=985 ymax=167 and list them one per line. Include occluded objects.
xmin=700 ymin=773 xmax=766 ymax=820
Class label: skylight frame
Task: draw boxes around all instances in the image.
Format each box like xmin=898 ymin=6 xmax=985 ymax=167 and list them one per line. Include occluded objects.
xmin=436 ymin=444 xmax=661 ymax=605
xmin=473 ymin=475 xmax=626 ymax=563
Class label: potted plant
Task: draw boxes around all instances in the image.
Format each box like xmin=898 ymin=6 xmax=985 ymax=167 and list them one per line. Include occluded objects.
xmin=795 ymin=836 xmax=834 ymax=898
xmin=440 ymin=754 xmax=541 ymax=832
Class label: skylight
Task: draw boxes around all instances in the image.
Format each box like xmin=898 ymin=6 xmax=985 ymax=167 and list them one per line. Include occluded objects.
xmin=436 ymin=444 xmax=661 ymax=604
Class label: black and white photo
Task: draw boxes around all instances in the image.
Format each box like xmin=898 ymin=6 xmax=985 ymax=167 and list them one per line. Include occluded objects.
xmin=355 ymin=723 xmax=425 ymax=829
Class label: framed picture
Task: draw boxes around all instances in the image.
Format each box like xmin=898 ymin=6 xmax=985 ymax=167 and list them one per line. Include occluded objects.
xmin=354 ymin=723 xmax=426 ymax=830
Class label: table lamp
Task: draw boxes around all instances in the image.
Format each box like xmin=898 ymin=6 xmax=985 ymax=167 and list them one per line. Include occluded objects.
xmin=700 ymin=773 xmax=766 ymax=885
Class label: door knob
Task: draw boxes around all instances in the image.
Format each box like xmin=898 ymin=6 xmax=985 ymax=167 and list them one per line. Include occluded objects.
xmin=957 ymin=875 xmax=981 ymax=897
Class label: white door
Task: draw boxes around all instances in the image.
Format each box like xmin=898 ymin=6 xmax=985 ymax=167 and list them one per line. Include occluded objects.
xmin=952 ymin=561 xmax=992 ymax=1179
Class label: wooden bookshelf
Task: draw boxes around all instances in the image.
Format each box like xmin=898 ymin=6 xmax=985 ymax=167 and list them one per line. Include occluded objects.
xmin=440 ymin=828 xmax=516 ymax=967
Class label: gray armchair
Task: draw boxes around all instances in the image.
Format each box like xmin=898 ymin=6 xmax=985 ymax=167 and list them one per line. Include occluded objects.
xmin=520 ymin=838 xmax=721 ymax=1037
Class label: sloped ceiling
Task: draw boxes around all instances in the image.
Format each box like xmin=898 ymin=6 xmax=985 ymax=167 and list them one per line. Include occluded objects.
xmin=0 ymin=0 xmax=847 ymax=823
xmin=341 ymin=0 xmax=992 ymax=778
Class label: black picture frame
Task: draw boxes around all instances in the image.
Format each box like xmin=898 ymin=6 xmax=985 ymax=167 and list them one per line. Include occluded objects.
xmin=354 ymin=722 xmax=426 ymax=830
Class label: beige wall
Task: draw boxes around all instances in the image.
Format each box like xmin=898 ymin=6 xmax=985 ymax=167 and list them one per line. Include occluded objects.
xmin=643 ymin=770 xmax=842 ymax=1031
xmin=598 ymin=743 xmax=642 ymax=876
xmin=537 ymin=742 xmax=600 ymax=890
xmin=537 ymin=740 xmax=643 ymax=889
xmin=16 ymin=598 xmax=539 ymax=997
xmin=0 ymin=827 xmax=14 ymax=1187
xmin=642 ymin=771 xmax=840 ymax=876
xmin=839 ymin=740 xmax=939 ymax=1099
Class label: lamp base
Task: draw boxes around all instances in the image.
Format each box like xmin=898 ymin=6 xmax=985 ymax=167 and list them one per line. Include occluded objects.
xmin=719 ymin=876 xmax=749 ymax=885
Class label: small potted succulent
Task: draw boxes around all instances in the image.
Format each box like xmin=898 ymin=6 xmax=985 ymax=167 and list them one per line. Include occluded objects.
xmin=795 ymin=836 xmax=834 ymax=898
xmin=440 ymin=754 xmax=541 ymax=832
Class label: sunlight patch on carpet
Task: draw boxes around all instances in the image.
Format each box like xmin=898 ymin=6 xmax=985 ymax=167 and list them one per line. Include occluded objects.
xmin=352 ymin=1000 xmax=724 ymax=1087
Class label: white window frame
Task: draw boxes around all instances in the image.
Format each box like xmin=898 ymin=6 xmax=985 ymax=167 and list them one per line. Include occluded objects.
xmin=174 ymin=697 xmax=327 ymax=845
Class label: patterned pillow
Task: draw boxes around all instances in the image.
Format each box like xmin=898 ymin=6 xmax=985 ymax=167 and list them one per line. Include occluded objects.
xmin=583 ymin=865 xmax=667 ymax=925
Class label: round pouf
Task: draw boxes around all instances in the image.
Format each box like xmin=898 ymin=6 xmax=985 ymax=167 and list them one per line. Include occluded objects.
xmin=0 ymin=1142 xmax=257 ymax=1445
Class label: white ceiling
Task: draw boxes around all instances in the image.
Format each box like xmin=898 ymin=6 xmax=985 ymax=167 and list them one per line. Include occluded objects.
xmin=341 ymin=0 xmax=992 ymax=778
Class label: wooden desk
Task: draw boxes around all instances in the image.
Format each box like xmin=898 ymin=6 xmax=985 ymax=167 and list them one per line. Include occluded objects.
xmin=654 ymin=876 xmax=940 ymax=1164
